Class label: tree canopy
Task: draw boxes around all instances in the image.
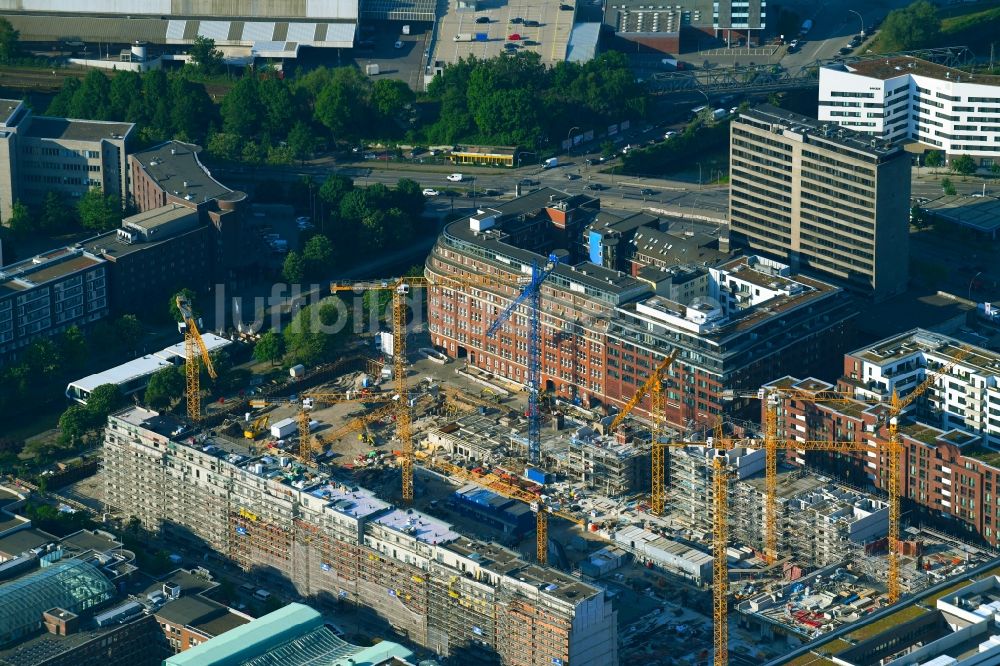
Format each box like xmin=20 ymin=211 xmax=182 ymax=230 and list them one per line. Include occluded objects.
xmin=190 ymin=35 xmax=224 ymax=75
xmin=284 ymin=299 xmax=352 ymax=365
xmin=77 ymin=188 xmax=122 ymax=232
xmin=878 ymin=0 xmax=941 ymax=51
xmin=253 ymin=331 xmax=284 ymax=366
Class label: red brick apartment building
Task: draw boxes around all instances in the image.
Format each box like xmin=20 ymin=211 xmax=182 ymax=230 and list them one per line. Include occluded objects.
xmin=768 ymin=331 xmax=1000 ymax=546
xmin=425 ymin=188 xmax=857 ymax=429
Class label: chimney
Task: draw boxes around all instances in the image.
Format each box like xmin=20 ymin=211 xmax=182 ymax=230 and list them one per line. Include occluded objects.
xmin=719 ymin=236 xmax=731 ymax=253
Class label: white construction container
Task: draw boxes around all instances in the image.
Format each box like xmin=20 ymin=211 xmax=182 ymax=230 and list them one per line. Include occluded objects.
xmin=270 ymin=418 xmax=297 ymax=439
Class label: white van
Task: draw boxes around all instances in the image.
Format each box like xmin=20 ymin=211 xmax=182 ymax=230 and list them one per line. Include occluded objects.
xmin=447 ymin=173 xmax=463 ymax=182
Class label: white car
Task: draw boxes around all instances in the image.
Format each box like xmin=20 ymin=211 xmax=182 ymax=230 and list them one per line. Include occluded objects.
xmin=422 ymin=188 xmax=440 ymax=196
xmin=446 ymin=173 xmax=463 ymax=182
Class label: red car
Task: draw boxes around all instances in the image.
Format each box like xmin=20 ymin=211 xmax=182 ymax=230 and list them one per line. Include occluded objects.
xmin=508 ymin=33 xmax=521 ymax=41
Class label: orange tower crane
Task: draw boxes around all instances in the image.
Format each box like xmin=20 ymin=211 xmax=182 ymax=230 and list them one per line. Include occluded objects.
xmin=176 ymin=295 xmax=217 ymax=421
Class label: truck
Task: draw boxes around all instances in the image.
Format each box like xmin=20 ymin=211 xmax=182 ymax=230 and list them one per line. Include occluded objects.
xmin=543 ymin=157 xmax=559 ymax=169
xmin=800 ymin=19 xmax=813 ymax=35
xmin=712 ymin=108 xmax=727 ymax=121
xmin=690 ymin=105 xmax=708 ymax=119
xmin=270 ymin=418 xmax=297 ymax=439
xmin=453 ymin=33 xmax=473 ymax=42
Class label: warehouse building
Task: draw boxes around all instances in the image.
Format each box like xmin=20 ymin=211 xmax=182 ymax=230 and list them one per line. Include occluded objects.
xmin=426 ymin=192 xmax=856 ymax=430
xmin=604 ymin=0 xmax=767 ymax=54
xmin=0 ymin=0 xmax=358 ymax=61
xmin=103 ymin=406 xmax=619 ymax=665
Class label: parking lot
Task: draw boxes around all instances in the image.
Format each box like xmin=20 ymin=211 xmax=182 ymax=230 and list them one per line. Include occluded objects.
xmin=433 ymin=0 xmax=576 ymax=66
xmin=349 ymin=21 xmax=431 ymax=91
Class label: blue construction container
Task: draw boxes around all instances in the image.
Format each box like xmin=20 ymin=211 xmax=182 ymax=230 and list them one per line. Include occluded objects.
xmin=524 ymin=467 xmax=551 ymax=485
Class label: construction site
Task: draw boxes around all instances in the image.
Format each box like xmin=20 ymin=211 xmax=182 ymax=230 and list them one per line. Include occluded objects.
xmin=88 ymin=234 xmax=1000 ymax=665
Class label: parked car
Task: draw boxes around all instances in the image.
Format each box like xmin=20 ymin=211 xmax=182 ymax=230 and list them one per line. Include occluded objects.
xmin=839 ymin=45 xmax=853 ymax=55
xmin=510 ymin=16 xmax=523 ymax=24
xmin=447 ymin=173 xmax=464 ymax=182
xmin=584 ymin=183 xmax=605 ymax=191
xmin=394 ymin=40 xmax=404 ymax=49
xmin=523 ymin=19 xmax=540 ymax=27
xmin=518 ymin=178 xmax=536 ymax=186
xmin=422 ymin=188 xmax=440 ymax=196
xmin=476 ymin=16 xmax=490 ymax=23
xmin=566 ymin=173 xmax=579 ymax=180
xmin=560 ymin=3 xmax=573 ymax=10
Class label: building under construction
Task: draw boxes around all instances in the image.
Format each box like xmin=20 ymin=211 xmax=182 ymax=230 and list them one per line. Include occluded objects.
xmin=567 ymin=427 xmax=653 ymax=497
xmin=102 ymin=407 xmax=618 ymax=665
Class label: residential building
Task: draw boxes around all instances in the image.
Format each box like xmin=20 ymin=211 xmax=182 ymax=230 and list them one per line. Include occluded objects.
xmin=128 ymin=141 xmax=263 ymax=288
xmin=768 ymin=371 xmax=1000 ymax=547
xmin=729 ymin=104 xmax=911 ymax=301
xmin=79 ymin=205 xmax=213 ymax=315
xmin=427 ymin=193 xmax=855 ymax=429
xmin=603 ymin=0 xmax=766 ymax=53
xmin=0 ymin=246 xmax=109 ymax=359
xmin=0 ymin=98 xmax=133 ymax=222
xmin=103 ymin=407 xmax=619 ymax=666
xmin=819 ymin=56 xmax=1000 ymax=166
xmin=568 ymin=427 xmax=653 ymax=497
xmin=0 ymin=1 xmax=357 ymax=61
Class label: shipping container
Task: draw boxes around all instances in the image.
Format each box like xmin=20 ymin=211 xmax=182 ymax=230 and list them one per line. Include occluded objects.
xmin=270 ymin=418 xmax=297 ymax=439
xmin=524 ymin=467 xmax=552 ymax=485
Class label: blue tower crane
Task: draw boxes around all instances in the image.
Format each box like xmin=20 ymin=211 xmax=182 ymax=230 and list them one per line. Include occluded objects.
xmin=486 ymin=253 xmax=560 ymax=465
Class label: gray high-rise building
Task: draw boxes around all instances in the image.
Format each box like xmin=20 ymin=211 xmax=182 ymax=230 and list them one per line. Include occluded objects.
xmin=729 ymin=105 xmax=911 ymax=302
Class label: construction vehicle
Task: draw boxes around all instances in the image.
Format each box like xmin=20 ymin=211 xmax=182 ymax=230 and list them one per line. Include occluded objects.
xmin=176 ymin=295 xmax=217 ymax=421
xmin=244 ymin=415 xmax=269 ymax=440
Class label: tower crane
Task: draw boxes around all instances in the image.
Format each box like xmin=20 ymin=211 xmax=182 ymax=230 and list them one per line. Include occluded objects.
xmin=176 ymin=295 xmax=217 ymax=421
xmin=485 ymin=253 xmax=561 ymax=466
xmin=331 ymin=272 xmax=519 ymax=500
xmin=608 ymin=350 xmax=679 ymax=514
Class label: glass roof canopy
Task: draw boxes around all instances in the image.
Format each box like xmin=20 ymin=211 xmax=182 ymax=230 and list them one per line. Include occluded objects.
xmin=0 ymin=559 xmax=115 ymax=645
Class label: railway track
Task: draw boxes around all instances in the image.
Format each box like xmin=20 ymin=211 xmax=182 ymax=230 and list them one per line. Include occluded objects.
xmin=0 ymin=65 xmax=232 ymax=97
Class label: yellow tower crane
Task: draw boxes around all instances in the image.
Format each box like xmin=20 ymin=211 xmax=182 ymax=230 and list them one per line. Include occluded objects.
xmin=606 ymin=350 xmax=678 ymax=515
xmin=176 ymin=295 xmax=217 ymax=421
xmin=331 ymin=273 xmax=519 ymax=501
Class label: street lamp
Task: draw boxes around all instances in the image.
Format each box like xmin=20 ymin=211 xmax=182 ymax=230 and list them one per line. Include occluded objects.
xmin=970 ymin=271 xmax=984 ymax=301
xmin=566 ymin=126 xmax=580 ymax=151
xmin=848 ymin=9 xmax=865 ymax=37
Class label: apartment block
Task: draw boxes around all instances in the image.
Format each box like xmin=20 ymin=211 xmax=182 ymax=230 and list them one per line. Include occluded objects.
xmin=426 ymin=188 xmax=855 ymax=430
xmin=102 ymin=407 xmax=618 ymax=666
xmin=0 ymin=246 xmax=108 ymax=358
xmin=729 ymin=104 xmax=911 ymax=301
xmin=669 ymin=444 xmax=764 ymax=534
xmin=820 ymin=56 xmax=1000 ymax=166
xmin=768 ymin=373 xmax=1000 ymax=548
xmin=0 ymin=98 xmax=132 ymax=221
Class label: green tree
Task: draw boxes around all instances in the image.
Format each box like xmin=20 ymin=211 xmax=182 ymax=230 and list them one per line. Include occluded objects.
xmin=115 ymin=314 xmax=142 ymax=353
xmin=171 ymin=77 xmax=215 ymax=143
xmin=0 ymin=18 xmax=19 ymax=63
xmin=258 ymin=77 xmax=294 ymax=142
xmin=109 ymin=70 xmax=144 ymax=122
xmin=69 ymin=69 xmax=112 ymax=120
xmin=371 ymin=78 xmax=415 ymax=120
xmin=319 ymin=174 xmax=354 ymax=206
xmin=241 ymin=139 xmax=265 ymax=165
xmin=950 ymin=154 xmax=977 ymax=176
xmin=46 ymin=78 xmax=81 ymax=117
xmin=87 ymin=384 xmax=124 ymax=422
xmin=207 ymin=132 xmax=242 ymax=161
xmin=8 ymin=201 xmax=34 ymax=237
xmin=190 ymin=35 xmax=224 ymax=76
xmin=941 ymin=177 xmax=957 ymax=195
xmin=992 ymin=163 xmax=1000 ymax=177
xmin=140 ymin=69 xmax=173 ymax=143
xmin=59 ymin=326 xmax=87 ymax=370
xmin=287 ymin=121 xmax=315 ymax=163
xmin=40 ymin=191 xmax=76 ymax=234
xmin=302 ymin=235 xmax=334 ymax=279
xmin=878 ymin=0 xmax=940 ymax=52
xmin=266 ymin=144 xmax=295 ymax=165
xmin=314 ymin=67 xmax=371 ymax=142
xmin=23 ymin=338 xmax=62 ymax=377
xmin=392 ymin=178 xmax=425 ymax=221
xmin=58 ymin=405 xmax=94 ymax=445
xmin=282 ymin=250 xmax=306 ymax=283
xmin=283 ymin=299 xmax=351 ymax=365
xmin=77 ymin=188 xmax=121 ymax=232
xmin=924 ymin=150 xmax=944 ymax=169
xmin=220 ymin=76 xmax=261 ymax=139
xmin=169 ymin=288 xmax=197 ymax=323
xmin=253 ymin=331 xmax=285 ymax=366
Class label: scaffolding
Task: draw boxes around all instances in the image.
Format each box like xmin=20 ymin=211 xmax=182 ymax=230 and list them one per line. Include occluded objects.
xmin=229 ymin=510 xmax=292 ymax=573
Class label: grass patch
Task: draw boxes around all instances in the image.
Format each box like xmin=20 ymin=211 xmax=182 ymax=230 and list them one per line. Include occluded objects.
xmin=940 ymin=3 xmax=1000 ymax=52
xmin=6 ymin=405 xmax=62 ymax=444
xmin=846 ymin=605 xmax=929 ymax=641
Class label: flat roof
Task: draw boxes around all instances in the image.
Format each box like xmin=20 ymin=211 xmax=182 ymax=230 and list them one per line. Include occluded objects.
xmin=920 ymin=194 xmax=1000 ymax=233
xmin=0 ymin=247 xmax=105 ymax=296
xmin=125 ymin=203 xmax=200 ymax=231
xmin=23 ymin=115 xmax=132 ymax=142
xmin=68 ymin=333 xmax=232 ymax=395
xmin=739 ymin=104 xmax=903 ymax=158
xmin=850 ymin=328 xmax=1000 ymax=378
xmin=0 ymin=528 xmax=56 ymax=558
xmin=131 ymin=141 xmax=234 ymax=204
xmin=844 ymin=56 xmax=1000 ymax=86
xmin=452 ymin=145 xmax=517 ymax=157
xmin=0 ymin=98 xmax=20 ymax=126
xmin=374 ymin=509 xmax=460 ymax=546
xmin=307 ymin=483 xmax=391 ymax=520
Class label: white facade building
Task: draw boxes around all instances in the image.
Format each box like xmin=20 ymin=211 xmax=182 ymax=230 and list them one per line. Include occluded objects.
xmin=819 ymin=56 xmax=1000 ymax=166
